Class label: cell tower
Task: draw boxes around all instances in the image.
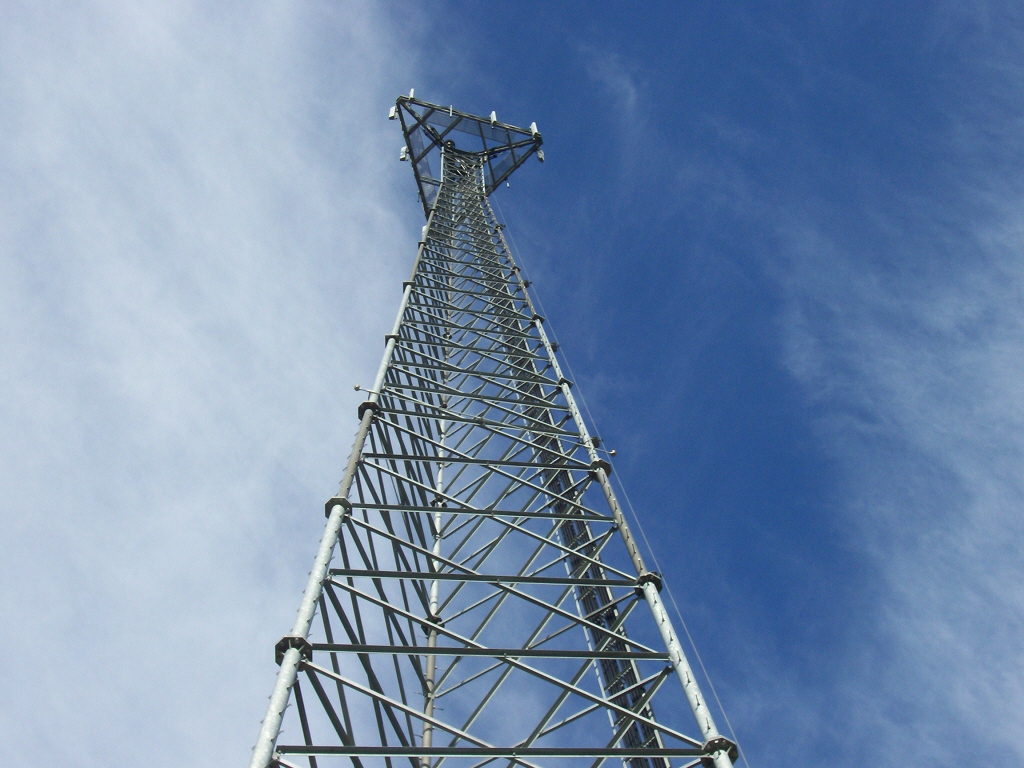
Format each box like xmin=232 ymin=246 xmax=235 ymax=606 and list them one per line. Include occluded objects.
xmin=249 ymin=94 xmax=738 ymax=768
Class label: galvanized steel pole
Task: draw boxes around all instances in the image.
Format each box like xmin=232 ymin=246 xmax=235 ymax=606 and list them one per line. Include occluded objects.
xmin=248 ymin=204 xmax=438 ymax=768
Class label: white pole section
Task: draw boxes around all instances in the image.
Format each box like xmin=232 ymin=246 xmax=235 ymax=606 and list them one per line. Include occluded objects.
xmin=249 ymin=204 xmax=437 ymax=768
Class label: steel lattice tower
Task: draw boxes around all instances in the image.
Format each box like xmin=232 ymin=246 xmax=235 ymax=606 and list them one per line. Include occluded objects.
xmin=249 ymin=94 xmax=738 ymax=768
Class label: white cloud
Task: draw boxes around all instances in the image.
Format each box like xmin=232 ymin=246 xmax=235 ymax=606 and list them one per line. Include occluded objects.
xmin=578 ymin=43 xmax=648 ymax=177
xmin=0 ymin=2 xmax=419 ymax=765
xmin=773 ymin=189 xmax=1024 ymax=764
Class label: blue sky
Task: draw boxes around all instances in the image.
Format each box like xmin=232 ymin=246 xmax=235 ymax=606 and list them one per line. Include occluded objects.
xmin=3 ymin=2 xmax=1024 ymax=766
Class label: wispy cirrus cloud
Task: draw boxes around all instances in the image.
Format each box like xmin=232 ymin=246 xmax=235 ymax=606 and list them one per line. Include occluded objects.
xmin=773 ymin=192 xmax=1024 ymax=764
xmin=577 ymin=43 xmax=649 ymax=178
xmin=762 ymin=7 xmax=1024 ymax=754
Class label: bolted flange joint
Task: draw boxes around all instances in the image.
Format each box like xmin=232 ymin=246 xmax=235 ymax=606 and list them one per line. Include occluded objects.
xmin=635 ymin=571 xmax=663 ymax=594
xmin=358 ymin=400 xmax=381 ymax=420
xmin=324 ymin=496 xmax=353 ymax=519
xmin=588 ymin=458 xmax=612 ymax=478
xmin=385 ymin=333 xmax=400 ymax=345
xmin=421 ymin=613 xmax=445 ymax=635
xmin=700 ymin=736 xmax=738 ymax=765
xmin=275 ymin=635 xmax=312 ymax=666
xmin=557 ymin=376 xmax=573 ymax=388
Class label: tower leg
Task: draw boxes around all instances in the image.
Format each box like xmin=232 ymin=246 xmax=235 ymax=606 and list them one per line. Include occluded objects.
xmin=518 ymin=300 xmax=736 ymax=766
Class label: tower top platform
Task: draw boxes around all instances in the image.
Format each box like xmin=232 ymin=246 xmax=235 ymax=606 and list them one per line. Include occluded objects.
xmin=391 ymin=92 xmax=544 ymax=215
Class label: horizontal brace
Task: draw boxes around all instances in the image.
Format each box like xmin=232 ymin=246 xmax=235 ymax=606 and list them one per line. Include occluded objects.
xmin=329 ymin=568 xmax=633 ymax=587
xmin=277 ymin=747 xmax=705 ymax=758
xmin=347 ymin=501 xmax=610 ymax=522
xmin=410 ymin=281 xmax=528 ymax=304
xmin=356 ymin=459 xmax=596 ymax=521
xmin=409 ymin=285 xmax=520 ymax=309
xmin=390 ymin=360 xmax=558 ymax=387
xmin=399 ymin=309 xmax=535 ymax=340
xmin=415 ymin=272 xmax=519 ymax=301
xmin=399 ymin=303 xmax=528 ymax=337
xmin=371 ymin=407 xmax=579 ymax=471
xmin=379 ymin=383 xmax=562 ymax=418
xmin=329 ymin=564 xmax=659 ymax=655
xmin=413 ymin=266 xmax=512 ymax=286
xmin=417 ymin=248 xmax=515 ymax=270
xmin=309 ymin=644 xmax=669 ymax=660
xmin=394 ymin=334 xmax=546 ymax=362
xmin=395 ymin=345 xmax=550 ymax=389
xmin=414 ymin=259 xmax=515 ymax=289
xmin=362 ymin=453 xmax=590 ymax=472
xmin=374 ymin=405 xmax=578 ymax=439
xmin=359 ymin=459 xmax=605 ymax=533
xmin=406 ymin=295 xmax=532 ymax=326
xmin=383 ymin=368 xmax=557 ymax=409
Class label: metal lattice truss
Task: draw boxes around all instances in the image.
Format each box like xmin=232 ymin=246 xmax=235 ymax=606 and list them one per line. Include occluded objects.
xmin=250 ymin=101 xmax=737 ymax=768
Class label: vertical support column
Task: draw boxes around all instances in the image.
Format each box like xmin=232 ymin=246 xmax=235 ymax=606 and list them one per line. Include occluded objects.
xmin=420 ymin=408 xmax=444 ymax=766
xmin=421 ymin=153 xmax=451 ymax=765
xmin=538 ymin=317 xmax=734 ymax=768
xmin=249 ymin=203 xmax=439 ymax=768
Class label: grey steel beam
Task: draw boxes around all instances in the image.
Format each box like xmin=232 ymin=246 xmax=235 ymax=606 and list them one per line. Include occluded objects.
xmin=311 ymin=644 xmax=668 ymax=660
